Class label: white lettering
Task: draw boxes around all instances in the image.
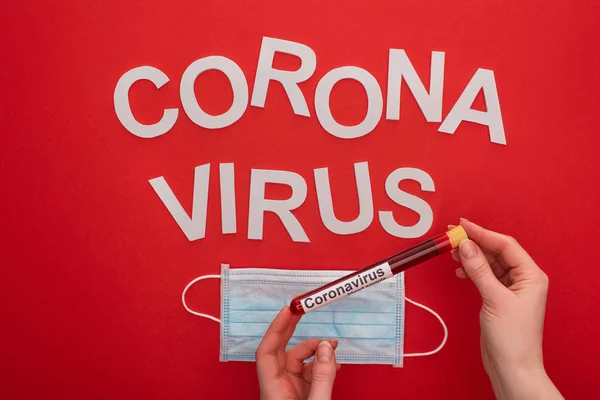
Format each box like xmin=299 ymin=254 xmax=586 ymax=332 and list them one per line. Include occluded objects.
xmin=248 ymin=169 xmax=309 ymax=242
xmin=386 ymin=50 xmax=445 ymax=122
xmin=379 ymin=167 xmax=435 ymax=238
xmin=219 ymin=163 xmax=237 ymax=234
xmin=149 ymin=164 xmax=210 ymax=241
xmin=180 ymin=56 xmax=248 ymax=129
xmin=315 ymin=66 xmax=383 ymax=139
xmin=439 ymin=68 xmax=506 ymax=145
xmin=251 ymin=37 xmax=316 ymax=116
xmin=114 ymin=66 xmax=178 ymax=138
xmin=314 ymin=162 xmax=374 ymax=235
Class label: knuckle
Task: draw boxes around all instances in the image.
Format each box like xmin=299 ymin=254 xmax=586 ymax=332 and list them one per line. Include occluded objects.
xmin=470 ymin=261 xmax=491 ymax=279
xmin=312 ymin=368 xmax=334 ymax=382
xmin=504 ymin=235 xmax=519 ymax=246
xmin=477 ymin=227 xmax=488 ymax=240
xmin=539 ymin=271 xmax=549 ymax=287
xmin=255 ymin=347 xmax=264 ymax=359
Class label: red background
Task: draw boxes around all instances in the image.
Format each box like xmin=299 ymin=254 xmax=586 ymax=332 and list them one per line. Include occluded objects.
xmin=2 ymin=1 xmax=599 ymax=399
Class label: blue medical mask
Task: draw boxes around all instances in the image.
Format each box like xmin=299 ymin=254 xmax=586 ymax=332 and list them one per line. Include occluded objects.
xmin=182 ymin=264 xmax=447 ymax=367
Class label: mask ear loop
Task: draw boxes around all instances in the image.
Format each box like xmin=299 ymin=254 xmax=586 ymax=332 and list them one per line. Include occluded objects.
xmin=403 ymin=296 xmax=448 ymax=358
xmin=181 ymin=274 xmax=221 ymax=324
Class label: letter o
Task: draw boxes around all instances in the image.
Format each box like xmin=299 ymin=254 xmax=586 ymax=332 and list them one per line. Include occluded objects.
xmin=314 ymin=66 xmax=383 ymax=139
xmin=180 ymin=56 xmax=249 ymax=129
xmin=315 ymin=296 xmax=323 ymax=305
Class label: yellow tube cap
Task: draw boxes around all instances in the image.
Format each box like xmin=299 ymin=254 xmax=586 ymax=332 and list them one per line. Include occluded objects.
xmin=448 ymin=225 xmax=468 ymax=248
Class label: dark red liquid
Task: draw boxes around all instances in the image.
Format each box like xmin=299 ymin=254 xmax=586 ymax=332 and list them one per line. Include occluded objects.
xmin=290 ymin=232 xmax=453 ymax=314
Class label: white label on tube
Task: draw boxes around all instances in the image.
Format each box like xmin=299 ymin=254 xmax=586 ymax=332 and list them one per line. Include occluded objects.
xmin=300 ymin=262 xmax=393 ymax=313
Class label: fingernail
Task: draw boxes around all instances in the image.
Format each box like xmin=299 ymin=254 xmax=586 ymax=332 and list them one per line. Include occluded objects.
xmin=459 ymin=240 xmax=477 ymax=259
xmin=317 ymin=341 xmax=333 ymax=363
xmin=328 ymin=339 xmax=338 ymax=346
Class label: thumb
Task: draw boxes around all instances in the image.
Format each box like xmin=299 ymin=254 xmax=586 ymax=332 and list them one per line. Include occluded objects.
xmin=308 ymin=341 xmax=337 ymax=400
xmin=458 ymin=239 xmax=506 ymax=302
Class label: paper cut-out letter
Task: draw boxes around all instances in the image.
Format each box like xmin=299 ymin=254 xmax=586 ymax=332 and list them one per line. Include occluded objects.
xmin=379 ymin=168 xmax=434 ymax=238
xmin=114 ymin=66 xmax=178 ymax=138
xmin=248 ymin=169 xmax=309 ymax=242
xmin=315 ymin=66 xmax=383 ymax=139
xmin=149 ymin=164 xmax=210 ymax=241
xmin=251 ymin=37 xmax=317 ymax=116
xmin=314 ymin=162 xmax=374 ymax=234
xmin=387 ymin=50 xmax=445 ymax=122
xmin=180 ymin=56 xmax=248 ymax=129
xmin=439 ymin=68 xmax=506 ymax=145
xmin=220 ymin=163 xmax=237 ymax=234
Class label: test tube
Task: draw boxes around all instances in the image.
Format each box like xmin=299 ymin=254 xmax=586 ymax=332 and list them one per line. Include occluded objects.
xmin=290 ymin=226 xmax=468 ymax=314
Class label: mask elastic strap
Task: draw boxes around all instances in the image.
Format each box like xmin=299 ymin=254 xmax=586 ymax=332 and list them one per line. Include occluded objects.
xmin=403 ymin=296 xmax=448 ymax=358
xmin=181 ymin=274 xmax=222 ymax=324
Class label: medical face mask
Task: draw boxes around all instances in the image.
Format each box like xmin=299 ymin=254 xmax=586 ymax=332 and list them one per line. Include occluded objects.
xmin=183 ymin=264 xmax=447 ymax=367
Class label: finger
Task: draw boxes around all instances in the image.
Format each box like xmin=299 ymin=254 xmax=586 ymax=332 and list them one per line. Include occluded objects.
xmin=256 ymin=306 xmax=292 ymax=380
xmin=489 ymin=258 xmax=511 ymax=285
xmin=277 ymin=312 xmax=302 ymax=370
xmin=289 ymin=339 xmax=338 ymax=360
xmin=303 ymin=361 xmax=313 ymax=382
xmin=460 ymin=219 xmax=547 ymax=287
xmin=282 ymin=312 xmax=302 ymax=351
xmin=303 ymin=361 xmax=341 ymax=383
xmin=451 ymin=249 xmax=460 ymax=262
xmin=307 ymin=341 xmax=337 ymax=400
xmin=460 ymin=218 xmax=534 ymax=268
xmin=455 ymin=267 xmax=468 ymax=279
xmin=287 ymin=339 xmax=339 ymax=373
xmin=458 ymin=239 xmax=509 ymax=302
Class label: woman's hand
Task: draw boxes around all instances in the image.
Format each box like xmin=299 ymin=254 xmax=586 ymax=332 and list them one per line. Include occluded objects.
xmin=453 ymin=219 xmax=563 ymax=400
xmin=256 ymin=306 xmax=340 ymax=400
